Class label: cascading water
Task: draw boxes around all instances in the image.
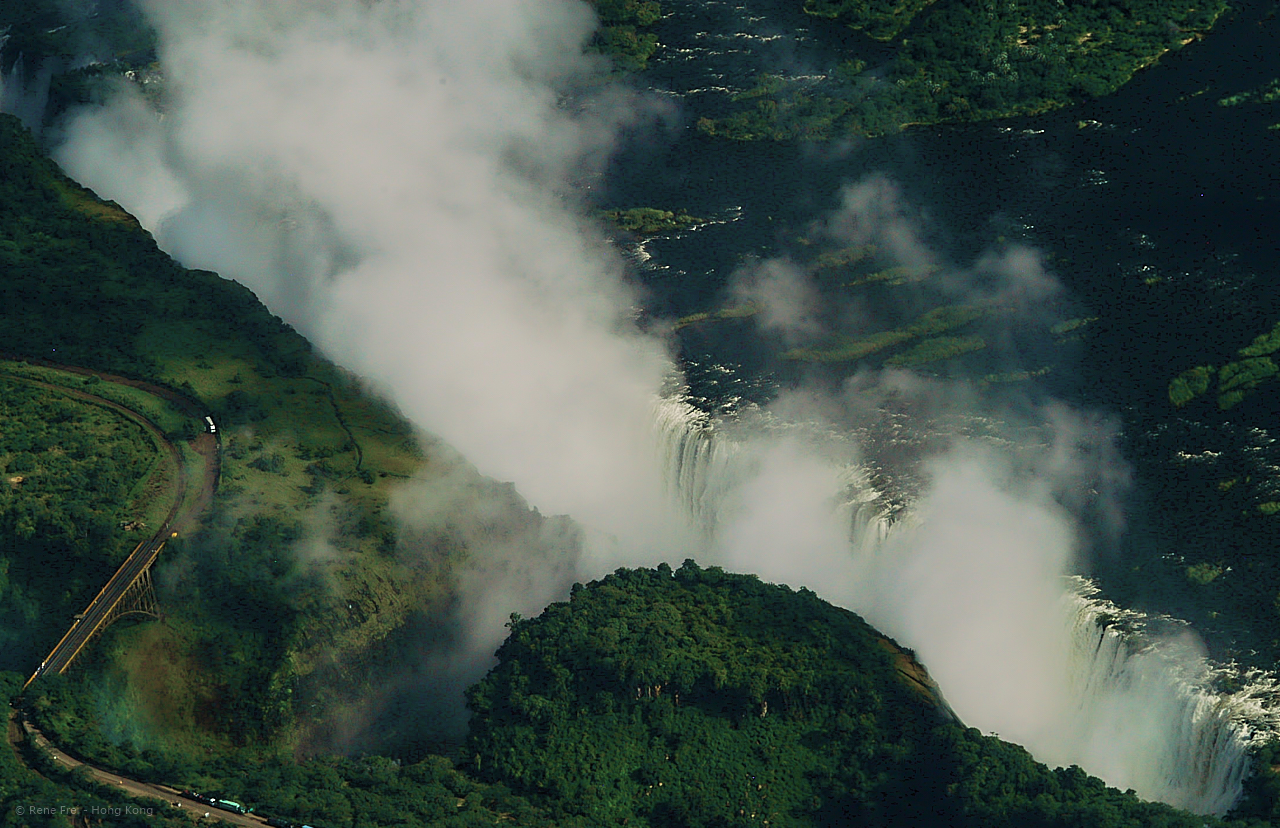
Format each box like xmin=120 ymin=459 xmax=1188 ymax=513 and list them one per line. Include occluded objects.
xmin=649 ymin=394 xmax=1279 ymax=816
xmin=651 ymin=394 xmax=896 ymax=549
xmin=1064 ymin=578 xmax=1280 ymax=816
xmin=837 ymin=465 xmax=898 ymax=557
xmin=652 ymin=395 xmax=742 ymax=532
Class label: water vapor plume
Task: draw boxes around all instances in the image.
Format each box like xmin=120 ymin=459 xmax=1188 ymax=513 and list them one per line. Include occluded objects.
xmin=727 ymin=257 xmax=824 ymax=344
xmin=828 ymin=174 xmax=939 ymax=275
xmin=56 ymin=0 xmax=692 ymax=561
xmin=367 ymin=456 xmax=586 ymax=743
xmin=52 ymin=0 xmax=705 ymax=749
xmin=851 ymin=445 xmax=1080 ymax=751
xmin=390 ymin=457 xmax=584 ymax=672
xmin=47 ymin=0 xmax=1271 ymax=812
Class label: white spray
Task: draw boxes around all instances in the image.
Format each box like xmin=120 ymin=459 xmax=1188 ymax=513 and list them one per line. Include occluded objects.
xmin=654 ymin=402 xmax=1273 ymax=816
xmin=47 ymin=0 xmax=1275 ymax=814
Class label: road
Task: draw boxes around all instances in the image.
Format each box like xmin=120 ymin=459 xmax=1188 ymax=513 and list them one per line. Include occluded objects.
xmin=8 ymin=361 xmax=220 ymax=688
xmin=13 ymin=709 xmax=266 ymax=826
xmin=0 ymin=360 xmax=253 ymax=821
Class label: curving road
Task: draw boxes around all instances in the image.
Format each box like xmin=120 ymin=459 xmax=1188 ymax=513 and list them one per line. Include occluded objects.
xmin=12 ymin=708 xmax=265 ymax=826
xmin=0 ymin=362 xmax=306 ymax=823
xmin=4 ymin=361 xmax=220 ymax=689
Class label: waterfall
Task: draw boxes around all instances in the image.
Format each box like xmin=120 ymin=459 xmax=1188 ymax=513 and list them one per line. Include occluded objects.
xmin=1065 ymin=578 xmax=1280 ymax=815
xmin=651 ymin=394 xmax=897 ymax=548
xmin=651 ymin=396 xmax=741 ymax=531
xmin=837 ymin=465 xmax=898 ymax=558
xmin=649 ymin=394 xmax=1278 ymax=817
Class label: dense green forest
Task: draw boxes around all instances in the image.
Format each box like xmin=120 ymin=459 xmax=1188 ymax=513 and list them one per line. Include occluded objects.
xmin=2 ymin=676 xmax=194 ymax=828
xmin=10 ymin=666 xmax=589 ymax=828
xmin=697 ymin=0 xmax=1228 ymax=138
xmin=16 ymin=567 xmax=1274 ymax=827
xmin=590 ymin=0 xmax=664 ymax=70
xmin=467 ymin=563 xmax=1258 ymax=827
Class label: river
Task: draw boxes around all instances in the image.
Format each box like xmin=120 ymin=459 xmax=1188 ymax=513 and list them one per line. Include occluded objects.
xmin=602 ymin=0 xmax=1280 ymax=663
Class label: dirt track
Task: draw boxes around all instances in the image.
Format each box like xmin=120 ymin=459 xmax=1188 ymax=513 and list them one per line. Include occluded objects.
xmin=3 ymin=358 xmax=237 ymax=822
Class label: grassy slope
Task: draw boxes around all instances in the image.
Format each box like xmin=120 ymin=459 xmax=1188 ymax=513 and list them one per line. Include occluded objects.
xmin=0 ymin=111 xmax=494 ymax=759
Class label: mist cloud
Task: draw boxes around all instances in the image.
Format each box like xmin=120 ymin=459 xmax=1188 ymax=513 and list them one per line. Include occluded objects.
xmin=829 ymin=174 xmax=938 ymax=274
xmin=728 ymin=257 xmax=824 ymax=343
xmin=49 ymin=0 xmax=1244 ymax=810
xmin=58 ymin=0 xmax=692 ymax=560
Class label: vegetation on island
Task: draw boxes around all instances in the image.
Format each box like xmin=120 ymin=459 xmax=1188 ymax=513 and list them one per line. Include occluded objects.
xmin=673 ymin=303 xmax=762 ymax=330
xmin=885 ymin=333 xmax=987 ymax=367
xmin=587 ymin=0 xmax=664 ymax=71
xmin=598 ymin=206 xmax=705 ymax=235
xmin=803 ymin=0 xmax=938 ymax=42
xmin=671 ymin=237 xmax=1067 ymax=375
xmin=1169 ymin=320 xmax=1280 ymax=411
xmin=782 ymin=304 xmax=986 ymax=363
xmin=1218 ymin=78 xmax=1280 ymax=108
xmin=697 ymin=0 xmax=1228 ymax=139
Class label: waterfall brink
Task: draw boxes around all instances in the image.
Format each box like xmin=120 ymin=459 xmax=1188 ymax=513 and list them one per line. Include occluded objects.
xmin=1066 ymin=578 xmax=1280 ymax=816
xmin=837 ymin=466 xmax=898 ymax=558
xmin=650 ymin=395 xmax=896 ymax=551
xmin=651 ymin=396 xmax=742 ymax=532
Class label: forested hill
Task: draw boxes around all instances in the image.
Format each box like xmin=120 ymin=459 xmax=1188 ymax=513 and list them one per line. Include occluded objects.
xmin=467 ymin=562 xmax=1246 ymax=828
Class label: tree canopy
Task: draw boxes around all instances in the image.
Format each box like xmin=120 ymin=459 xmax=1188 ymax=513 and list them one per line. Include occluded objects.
xmin=466 ymin=561 xmax=1240 ymax=827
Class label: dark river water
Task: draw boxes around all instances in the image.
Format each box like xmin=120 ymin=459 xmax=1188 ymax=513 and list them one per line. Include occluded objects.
xmin=600 ymin=0 xmax=1280 ymax=660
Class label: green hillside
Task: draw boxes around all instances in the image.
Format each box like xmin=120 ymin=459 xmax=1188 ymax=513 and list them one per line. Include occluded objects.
xmin=0 ymin=110 xmax=532 ymax=759
xmin=11 ymin=564 xmax=1261 ymax=827
xmin=467 ymin=563 xmax=1241 ymax=828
